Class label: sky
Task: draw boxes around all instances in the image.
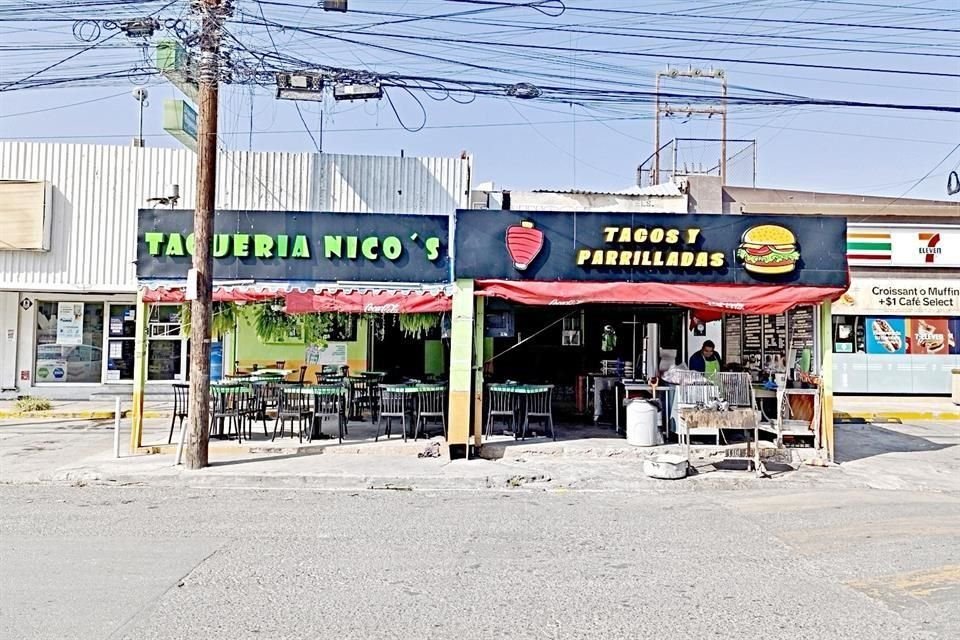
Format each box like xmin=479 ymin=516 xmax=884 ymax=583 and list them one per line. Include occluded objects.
xmin=1 ymin=0 xmax=959 ymax=200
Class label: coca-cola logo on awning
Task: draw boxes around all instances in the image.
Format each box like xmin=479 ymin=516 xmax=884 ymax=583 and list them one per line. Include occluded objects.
xmin=363 ymin=303 xmax=401 ymax=314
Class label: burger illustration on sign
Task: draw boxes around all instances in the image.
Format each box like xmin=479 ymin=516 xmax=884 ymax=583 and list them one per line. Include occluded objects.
xmin=506 ymin=220 xmax=544 ymax=271
xmin=736 ymin=224 xmax=800 ymax=275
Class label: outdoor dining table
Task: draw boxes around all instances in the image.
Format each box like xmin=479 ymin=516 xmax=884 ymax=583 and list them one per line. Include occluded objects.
xmin=380 ymin=383 xmax=447 ymax=437
xmin=487 ymin=383 xmax=551 ymax=435
xmin=283 ymin=384 xmax=347 ymax=440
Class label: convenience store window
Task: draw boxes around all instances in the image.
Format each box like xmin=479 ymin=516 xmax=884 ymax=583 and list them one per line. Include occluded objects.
xmin=148 ymin=304 xmax=187 ymax=381
xmin=34 ymin=301 xmax=105 ymax=383
xmin=105 ymin=304 xmax=137 ymax=381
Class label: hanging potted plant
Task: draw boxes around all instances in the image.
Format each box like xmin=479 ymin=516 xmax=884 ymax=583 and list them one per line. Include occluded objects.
xmin=250 ymin=300 xmax=302 ymax=344
xmin=179 ymin=301 xmax=239 ymax=339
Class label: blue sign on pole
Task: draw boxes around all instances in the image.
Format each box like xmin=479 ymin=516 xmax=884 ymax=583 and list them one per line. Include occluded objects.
xmin=210 ymin=342 xmax=223 ymax=381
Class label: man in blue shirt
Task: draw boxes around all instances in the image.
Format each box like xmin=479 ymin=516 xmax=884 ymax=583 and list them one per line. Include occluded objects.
xmin=689 ymin=340 xmax=723 ymax=375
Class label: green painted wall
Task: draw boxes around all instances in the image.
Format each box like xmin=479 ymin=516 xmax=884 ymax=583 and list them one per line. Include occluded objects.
xmin=232 ymin=313 xmax=368 ymax=374
xmin=424 ymin=340 xmax=446 ymax=375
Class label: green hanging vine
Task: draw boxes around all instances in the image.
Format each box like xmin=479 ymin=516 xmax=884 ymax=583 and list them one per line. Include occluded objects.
xmin=398 ymin=313 xmax=441 ymax=339
xmin=179 ymin=301 xmax=239 ymax=339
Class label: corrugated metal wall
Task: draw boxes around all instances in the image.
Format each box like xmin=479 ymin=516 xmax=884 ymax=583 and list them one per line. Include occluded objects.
xmin=0 ymin=142 xmax=470 ymax=292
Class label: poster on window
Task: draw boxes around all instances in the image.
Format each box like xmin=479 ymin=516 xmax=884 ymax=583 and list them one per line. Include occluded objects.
xmin=56 ymin=302 xmax=84 ymax=346
xmin=906 ymin=318 xmax=950 ymax=355
xmin=865 ymin=317 xmax=907 ymax=355
xmin=948 ymin=319 xmax=960 ymax=355
xmin=305 ymin=342 xmax=348 ymax=366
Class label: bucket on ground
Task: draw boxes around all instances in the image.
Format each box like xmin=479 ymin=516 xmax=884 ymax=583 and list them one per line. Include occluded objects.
xmin=626 ymin=398 xmax=661 ymax=447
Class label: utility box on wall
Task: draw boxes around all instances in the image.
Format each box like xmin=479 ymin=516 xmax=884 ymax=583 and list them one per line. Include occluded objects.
xmin=0 ymin=180 xmax=52 ymax=251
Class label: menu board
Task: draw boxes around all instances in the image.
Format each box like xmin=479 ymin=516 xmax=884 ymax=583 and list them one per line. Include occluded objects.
xmin=763 ymin=314 xmax=787 ymax=352
xmin=724 ymin=315 xmax=742 ymax=364
xmin=789 ymin=306 xmax=815 ymax=350
xmin=742 ymin=315 xmax=763 ymax=370
xmin=742 ymin=315 xmax=763 ymax=355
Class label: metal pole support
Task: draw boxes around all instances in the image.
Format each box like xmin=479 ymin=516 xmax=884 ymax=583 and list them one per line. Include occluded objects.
xmin=113 ymin=397 xmax=122 ymax=459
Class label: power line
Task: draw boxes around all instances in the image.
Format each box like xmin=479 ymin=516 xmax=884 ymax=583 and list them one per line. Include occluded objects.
xmin=260 ymin=25 xmax=960 ymax=80
xmin=443 ymin=0 xmax=960 ymax=34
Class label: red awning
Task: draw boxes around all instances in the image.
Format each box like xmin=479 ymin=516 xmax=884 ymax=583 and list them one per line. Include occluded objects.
xmin=141 ymin=287 xmax=284 ymax=303
xmin=475 ymin=280 xmax=846 ymax=316
xmin=285 ymin=290 xmax=451 ymax=314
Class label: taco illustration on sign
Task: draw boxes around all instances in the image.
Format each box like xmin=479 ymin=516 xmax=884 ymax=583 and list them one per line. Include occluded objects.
xmin=736 ymin=224 xmax=800 ymax=275
xmin=506 ymin=220 xmax=544 ymax=271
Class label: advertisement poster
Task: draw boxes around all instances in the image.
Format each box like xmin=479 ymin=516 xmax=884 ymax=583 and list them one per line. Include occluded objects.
xmin=35 ymin=359 xmax=68 ymax=382
xmin=907 ymin=318 xmax=951 ymax=355
xmin=865 ymin=317 xmax=907 ymax=355
xmin=305 ymin=343 xmax=348 ymax=366
xmin=56 ymin=302 xmax=84 ymax=346
xmin=949 ymin=319 xmax=960 ymax=355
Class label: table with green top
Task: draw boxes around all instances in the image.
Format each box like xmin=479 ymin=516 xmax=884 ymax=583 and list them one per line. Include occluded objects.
xmin=487 ymin=384 xmax=552 ymax=438
xmin=379 ymin=383 xmax=447 ymax=437
xmin=283 ymin=385 xmax=347 ymax=440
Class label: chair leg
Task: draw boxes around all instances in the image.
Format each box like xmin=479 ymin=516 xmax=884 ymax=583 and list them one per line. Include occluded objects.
xmin=271 ymin=415 xmax=281 ymax=442
xmin=168 ymin=413 xmax=176 ymax=444
xmin=401 ymin=416 xmax=408 ymax=443
xmin=375 ymin=413 xmax=383 ymax=442
xmin=549 ymin=414 xmax=556 ymax=441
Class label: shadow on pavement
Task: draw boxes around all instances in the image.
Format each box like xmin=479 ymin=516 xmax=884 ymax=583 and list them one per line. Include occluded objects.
xmin=835 ymin=424 xmax=955 ymax=464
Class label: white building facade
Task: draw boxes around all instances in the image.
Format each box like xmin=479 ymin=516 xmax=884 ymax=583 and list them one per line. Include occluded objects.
xmin=0 ymin=141 xmax=470 ymax=394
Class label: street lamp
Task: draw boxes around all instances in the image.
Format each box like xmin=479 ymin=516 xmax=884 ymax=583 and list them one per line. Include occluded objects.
xmin=276 ymin=72 xmax=325 ymax=102
xmin=333 ymin=81 xmax=382 ymax=101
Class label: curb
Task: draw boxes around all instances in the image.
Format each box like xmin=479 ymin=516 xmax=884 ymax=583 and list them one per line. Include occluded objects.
xmin=51 ymin=468 xmax=552 ymax=492
xmin=835 ymin=410 xmax=960 ymax=423
xmin=0 ymin=410 xmax=167 ymax=420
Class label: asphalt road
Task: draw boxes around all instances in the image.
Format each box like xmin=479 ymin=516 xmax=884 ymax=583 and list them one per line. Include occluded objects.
xmin=2 ymin=484 xmax=958 ymax=640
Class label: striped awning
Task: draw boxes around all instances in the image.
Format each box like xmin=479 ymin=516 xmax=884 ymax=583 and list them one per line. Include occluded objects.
xmin=140 ymin=281 xmax=452 ymax=312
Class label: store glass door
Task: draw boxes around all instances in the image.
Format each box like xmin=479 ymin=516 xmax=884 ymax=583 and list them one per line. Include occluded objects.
xmin=105 ymin=304 xmax=137 ymax=382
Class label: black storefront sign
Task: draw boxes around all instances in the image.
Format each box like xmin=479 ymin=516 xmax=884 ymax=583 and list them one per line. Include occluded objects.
xmin=454 ymin=210 xmax=848 ymax=287
xmin=137 ymin=210 xmax=451 ymax=283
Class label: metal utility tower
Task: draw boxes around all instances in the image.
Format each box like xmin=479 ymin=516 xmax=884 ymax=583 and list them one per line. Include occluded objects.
xmin=653 ymin=67 xmax=727 ymax=185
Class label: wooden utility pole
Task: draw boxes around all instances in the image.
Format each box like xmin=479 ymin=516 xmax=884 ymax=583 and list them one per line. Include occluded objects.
xmin=185 ymin=0 xmax=222 ymax=470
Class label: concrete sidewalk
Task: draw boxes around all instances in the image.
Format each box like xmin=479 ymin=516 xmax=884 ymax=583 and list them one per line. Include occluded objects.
xmin=3 ymin=415 xmax=959 ymax=493
xmin=834 ymin=395 xmax=959 ymax=422
xmin=2 ymin=394 xmax=956 ymax=422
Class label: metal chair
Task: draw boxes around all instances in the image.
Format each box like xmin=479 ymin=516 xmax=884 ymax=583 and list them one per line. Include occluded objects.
xmin=347 ymin=376 xmax=375 ymax=421
xmin=414 ymin=385 xmax=447 ymax=440
xmin=312 ymin=387 xmax=346 ymax=443
xmin=168 ymin=383 xmax=189 ymax=444
xmin=376 ymin=385 xmax=410 ymax=442
xmin=520 ymin=386 xmax=555 ymax=441
xmin=275 ymin=360 xmax=286 ymax=369
xmin=486 ymin=386 xmax=518 ymax=440
xmin=272 ymin=385 xmax=312 ymax=443
xmin=243 ymin=382 xmax=272 ymax=439
xmin=211 ymin=385 xmax=245 ymax=443
xmin=297 ymin=365 xmax=308 ymax=384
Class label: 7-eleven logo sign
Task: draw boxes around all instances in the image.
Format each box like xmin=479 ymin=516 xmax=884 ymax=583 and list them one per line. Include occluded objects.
xmin=918 ymin=232 xmax=942 ymax=264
